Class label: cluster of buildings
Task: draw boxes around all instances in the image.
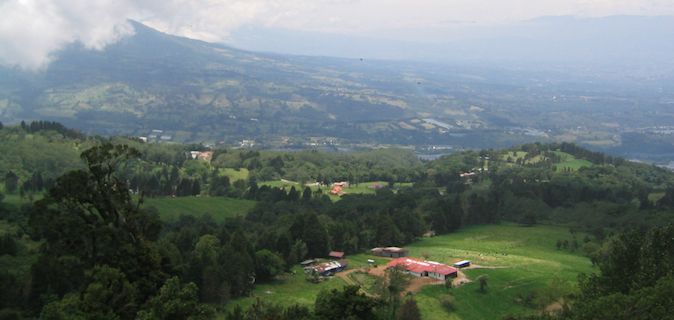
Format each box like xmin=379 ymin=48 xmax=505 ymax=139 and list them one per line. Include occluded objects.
xmin=139 ymin=129 xmax=172 ymax=143
xmin=299 ymin=246 xmax=469 ymax=283
xmin=188 ymin=151 xmax=214 ymax=161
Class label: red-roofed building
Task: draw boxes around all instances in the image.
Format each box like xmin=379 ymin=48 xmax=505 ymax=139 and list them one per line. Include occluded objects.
xmin=330 ymin=185 xmax=344 ymax=195
xmin=329 ymin=251 xmax=345 ymax=259
xmin=387 ymin=257 xmax=458 ymax=280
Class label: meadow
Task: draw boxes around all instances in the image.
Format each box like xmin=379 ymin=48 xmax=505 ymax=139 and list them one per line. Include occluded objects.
xmin=499 ymin=150 xmax=592 ymax=172
xmin=221 ymin=224 xmax=594 ymax=319
xmin=407 ymin=224 xmax=593 ymax=319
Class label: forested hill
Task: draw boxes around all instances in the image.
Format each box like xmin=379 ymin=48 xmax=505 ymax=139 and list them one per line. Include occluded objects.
xmin=2 ymin=122 xmax=674 ymax=229
xmin=2 ymin=122 xmax=674 ymax=319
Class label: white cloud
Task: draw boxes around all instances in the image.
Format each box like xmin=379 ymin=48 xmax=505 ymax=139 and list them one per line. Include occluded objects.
xmin=0 ymin=0 xmax=672 ymax=70
xmin=0 ymin=0 xmax=136 ymax=70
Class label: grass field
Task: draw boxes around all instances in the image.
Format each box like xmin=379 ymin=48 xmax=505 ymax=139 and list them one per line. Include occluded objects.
xmin=552 ymin=151 xmax=593 ymax=171
xmin=143 ymin=196 xmax=256 ymax=223
xmin=220 ymin=168 xmax=249 ymax=182
xmin=408 ymin=224 xmax=593 ymax=320
xmin=2 ymin=194 xmax=40 ymax=207
xmin=221 ymin=224 xmax=593 ymax=319
xmin=219 ymin=266 xmax=347 ymax=317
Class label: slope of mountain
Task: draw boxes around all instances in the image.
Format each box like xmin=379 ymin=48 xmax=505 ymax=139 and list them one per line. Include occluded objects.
xmin=1 ymin=22 xmax=423 ymax=137
xmin=0 ymin=20 xmax=673 ymax=162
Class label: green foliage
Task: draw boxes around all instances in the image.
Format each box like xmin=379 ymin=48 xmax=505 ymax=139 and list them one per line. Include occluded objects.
xmin=254 ymin=249 xmax=286 ymax=282
xmin=396 ymin=297 xmax=422 ymax=320
xmin=570 ymin=276 xmax=674 ymax=320
xmin=41 ymin=265 xmax=139 ymax=320
xmin=314 ymin=286 xmax=381 ymax=320
xmin=143 ymin=197 xmax=256 ymax=223
xmin=0 ymin=234 xmax=17 ymax=256
xmin=136 ymin=277 xmax=212 ymax=320
xmin=477 ymin=275 xmax=489 ymax=292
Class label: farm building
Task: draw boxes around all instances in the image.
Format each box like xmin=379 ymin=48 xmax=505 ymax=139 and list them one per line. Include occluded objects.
xmin=329 ymin=251 xmax=345 ymax=259
xmin=387 ymin=257 xmax=458 ymax=280
xmin=189 ymin=151 xmax=214 ymax=161
xmin=453 ymin=260 xmax=471 ymax=268
xmin=332 ymin=181 xmax=349 ymax=188
xmin=330 ymin=185 xmax=344 ymax=195
xmin=307 ymin=260 xmax=348 ymax=276
xmin=371 ymin=247 xmax=408 ymax=258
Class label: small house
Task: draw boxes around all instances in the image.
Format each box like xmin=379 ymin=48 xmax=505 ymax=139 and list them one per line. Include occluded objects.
xmin=329 ymin=251 xmax=345 ymax=259
xmin=330 ymin=185 xmax=344 ymax=195
xmin=371 ymin=247 xmax=408 ymax=258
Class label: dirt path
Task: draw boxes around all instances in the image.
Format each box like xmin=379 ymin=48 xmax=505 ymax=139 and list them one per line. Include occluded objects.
xmin=335 ymin=268 xmax=359 ymax=285
xmin=463 ymin=264 xmax=508 ymax=270
xmin=405 ymin=277 xmax=444 ymax=293
xmin=544 ymin=299 xmax=565 ymax=313
xmin=367 ymin=265 xmax=387 ymax=277
xmin=452 ymin=270 xmax=471 ymax=287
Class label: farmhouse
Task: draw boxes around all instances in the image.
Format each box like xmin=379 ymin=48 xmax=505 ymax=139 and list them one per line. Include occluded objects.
xmin=371 ymin=247 xmax=408 ymax=258
xmin=330 ymin=185 xmax=344 ymax=195
xmin=332 ymin=181 xmax=349 ymax=188
xmin=308 ymin=260 xmax=348 ymax=276
xmin=387 ymin=257 xmax=458 ymax=280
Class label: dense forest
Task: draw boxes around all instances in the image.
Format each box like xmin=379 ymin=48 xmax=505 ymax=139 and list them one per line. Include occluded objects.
xmin=1 ymin=122 xmax=674 ymax=319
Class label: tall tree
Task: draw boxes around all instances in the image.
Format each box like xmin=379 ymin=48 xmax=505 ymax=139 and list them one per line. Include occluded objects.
xmin=29 ymin=144 xmax=165 ymax=307
xmin=4 ymin=171 xmax=18 ymax=194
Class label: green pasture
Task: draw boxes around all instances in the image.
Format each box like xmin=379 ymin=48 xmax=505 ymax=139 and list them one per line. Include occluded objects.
xmin=220 ymin=224 xmax=593 ymax=319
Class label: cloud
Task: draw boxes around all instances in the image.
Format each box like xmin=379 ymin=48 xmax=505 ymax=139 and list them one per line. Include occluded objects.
xmin=0 ymin=0 xmax=137 ymax=70
xmin=1 ymin=0 xmax=673 ymax=70
xmin=0 ymin=0 xmax=307 ymax=70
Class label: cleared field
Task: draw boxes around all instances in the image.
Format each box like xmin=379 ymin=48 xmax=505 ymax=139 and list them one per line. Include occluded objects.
xmin=409 ymin=224 xmax=593 ymax=320
xmin=221 ymin=224 xmax=593 ymax=319
xmin=2 ymin=194 xmax=40 ymax=207
xmin=499 ymin=150 xmax=592 ymax=172
xmin=220 ymin=168 xmax=249 ymax=182
xmin=143 ymin=196 xmax=256 ymax=223
xmin=220 ymin=266 xmax=347 ymax=316
xmin=552 ymin=151 xmax=593 ymax=171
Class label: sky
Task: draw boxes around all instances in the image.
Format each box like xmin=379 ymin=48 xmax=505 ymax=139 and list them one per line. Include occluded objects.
xmin=1 ymin=0 xmax=674 ymax=70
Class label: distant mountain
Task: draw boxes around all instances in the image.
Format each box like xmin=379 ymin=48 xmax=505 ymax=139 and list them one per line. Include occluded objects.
xmin=231 ymin=15 xmax=674 ymax=73
xmin=0 ymin=21 xmax=546 ymax=144
xmin=0 ymin=20 xmax=672 ymax=161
